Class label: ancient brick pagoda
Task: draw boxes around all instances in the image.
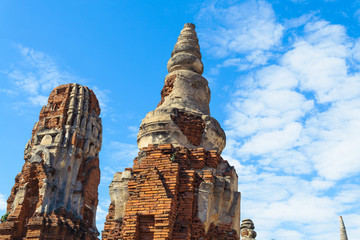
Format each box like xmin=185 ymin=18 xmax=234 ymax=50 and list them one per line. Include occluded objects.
xmin=102 ymin=23 xmax=241 ymax=239
xmin=0 ymin=84 xmax=102 ymax=239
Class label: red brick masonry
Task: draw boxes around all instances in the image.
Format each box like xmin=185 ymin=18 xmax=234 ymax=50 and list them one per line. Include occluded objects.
xmin=102 ymin=144 xmax=239 ymax=240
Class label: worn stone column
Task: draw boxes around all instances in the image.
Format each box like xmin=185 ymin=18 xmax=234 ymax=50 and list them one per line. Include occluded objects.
xmin=102 ymin=23 xmax=240 ymax=240
xmin=0 ymin=83 xmax=102 ymax=240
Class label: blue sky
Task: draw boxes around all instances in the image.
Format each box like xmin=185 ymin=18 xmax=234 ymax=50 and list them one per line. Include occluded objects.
xmin=0 ymin=1 xmax=359 ymax=239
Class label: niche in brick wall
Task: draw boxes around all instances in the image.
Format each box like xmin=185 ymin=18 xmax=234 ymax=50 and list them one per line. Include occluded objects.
xmin=138 ymin=215 xmax=155 ymax=240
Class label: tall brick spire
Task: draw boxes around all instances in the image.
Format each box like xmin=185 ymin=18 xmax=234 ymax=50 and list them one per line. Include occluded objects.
xmin=137 ymin=23 xmax=226 ymax=154
xmin=0 ymin=84 xmax=102 ymax=239
xmin=103 ymin=23 xmax=240 ymax=240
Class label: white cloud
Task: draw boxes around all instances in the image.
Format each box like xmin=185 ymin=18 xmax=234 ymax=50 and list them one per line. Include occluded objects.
xmin=11 ymin=45 xmax=76 ymax=94
xmin=100 ymin=142 xmax=138 ymax=187
xmin=344 ymin=213 xmax=360 ymax=237
xmin=28 ymin=95 xmax=48 ymax=106
xmin=127 ymin=126 xmax=139 ymax=138
xmin=4 ymin=44 xmax=81 ymax=107
xmin=91 ymin=86 xmax=110 ymax=115
xmin=273 ymin=229 xmax=304 ymax=240
xmin=354 ymin=8 xmax=360 ymax=23
xmin=283 ymin=13 xmax=315 ymax=29
xmin=96 ymin=198 xmax=111 ymax=236
xmin=236 ymin=170 xmax=354 ymax=239
xmin=290 ymin=0 xmax=308 ymax=3
xmin=282 ymin=21 xmax=350 ymax=103
xmin=3 ymin=45 xmax=111 ymax=114
xmin=334 ymin=184 xmax=360 ymax=204
xmin=225 ymin=18 xmax=360 ymax=181
xmin=101 ymin=166 xmax=118 ymax=185
xmin=0 ymin=89 xmax=17 ymax=95
xmin=109 ymin=142 xmax=138 ymax=164
xmin=200 ymin=3 xmax=360 ymax=239
xmin=196 ymin=0 xmax=283 ymax=69
xmin=0 ymin=193 xmax=6 ymax=212
xmin=240 ymin=122 xmax=302 ymax=155
xmin=257 ymin=65 xmax=299 ymax=90
xmin=310 ymin=177 xmax=335 ymax=190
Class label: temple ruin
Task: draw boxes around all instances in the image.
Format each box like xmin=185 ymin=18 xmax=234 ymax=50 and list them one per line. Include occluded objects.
xmin=102 ymin=23 xmax=241 ymax=240
xmin=1 ymin=21 xmax=353 ymax=240
xmin=0 ymin=84 xmax=102 ymax=239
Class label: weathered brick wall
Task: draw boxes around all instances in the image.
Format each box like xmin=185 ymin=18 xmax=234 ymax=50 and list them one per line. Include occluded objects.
xmin=101 ymin=204 xmax=123 ymax=240
xmin=0 ymin=162 xmax=47 ymax=239
xmin=102 ymin=144 xmax=239 ymax=240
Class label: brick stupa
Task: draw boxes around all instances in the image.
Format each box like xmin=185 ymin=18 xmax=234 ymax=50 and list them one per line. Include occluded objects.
xmin=102 ymin=23 xmax=240 ymax=240
xmin=0 ymin=84 xmax=102 ymax=239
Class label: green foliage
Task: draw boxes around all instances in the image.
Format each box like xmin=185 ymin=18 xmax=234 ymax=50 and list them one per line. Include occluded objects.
xmin=170 ymin=151 xmax=177 ymax=162
xmin=1 ymin=212 xmax=10 ymax=222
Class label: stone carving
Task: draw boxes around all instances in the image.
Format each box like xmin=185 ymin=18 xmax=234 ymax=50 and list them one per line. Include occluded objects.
xmin=109 ymin=170 xmax=132 ymax=221
xmin=137 ymin=23 xmax=226 ymax=154
xmin=0 ymin=83 xmax=102 ymax=240
xmin=240 ymin=219 xmax=257 ymax=239
xmin=198 ymin=166 xmax=240 ymax=234
xmin=103 ymin=23 xmax=240 ymax=240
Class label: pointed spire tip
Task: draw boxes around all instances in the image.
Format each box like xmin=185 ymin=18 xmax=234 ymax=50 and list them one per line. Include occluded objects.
xmin=167 ymin=23 xmax=203 ymax=74
xmin=184 ymin=23 xmax=195 ymax=29
xmin=339 ymin=216 xmax=348 ymax=240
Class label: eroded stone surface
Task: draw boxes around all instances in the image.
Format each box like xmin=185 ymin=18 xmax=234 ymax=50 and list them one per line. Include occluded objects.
xmin=137 ymin=23 xmax=226 ymax=154
xmin=198 ymin=169 xmax=240 ymax=235
xmin=109 ymin=170 xmax=132 ymax=221
xmin=0 ymin=83 xmax=102 ymax=240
